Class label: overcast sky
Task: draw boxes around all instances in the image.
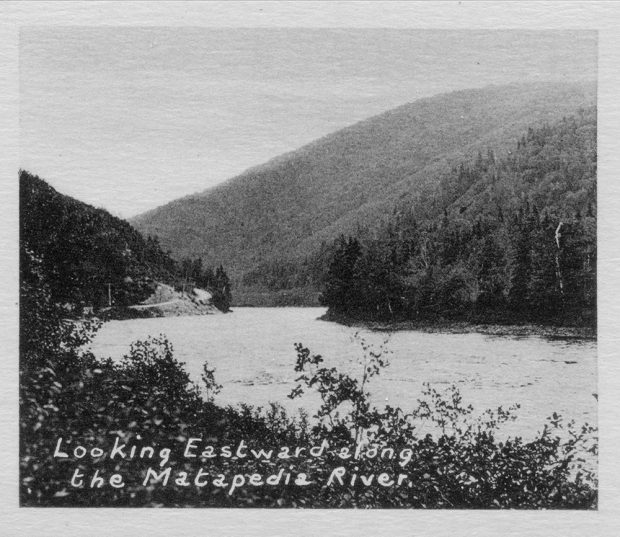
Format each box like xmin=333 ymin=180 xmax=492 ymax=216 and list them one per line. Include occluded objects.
xmin=20 ymin=28 xmax=597 ymax=218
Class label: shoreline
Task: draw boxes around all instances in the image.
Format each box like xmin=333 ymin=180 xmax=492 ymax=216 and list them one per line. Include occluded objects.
xmin=319 ymin=312 xmax=596 ymax=340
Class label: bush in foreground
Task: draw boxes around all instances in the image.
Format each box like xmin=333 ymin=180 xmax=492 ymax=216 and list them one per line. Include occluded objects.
xmin=20 ymin=274 xmax=597 ymax=507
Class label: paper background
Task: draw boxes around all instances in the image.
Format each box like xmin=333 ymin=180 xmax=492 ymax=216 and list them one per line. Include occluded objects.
xmin=1 ymin=2 xmax=619 ymax=535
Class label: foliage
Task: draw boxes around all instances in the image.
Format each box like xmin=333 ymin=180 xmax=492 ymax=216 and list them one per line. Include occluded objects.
xmin=20 ymin=171 xmax=177 ymax=310
xmin=201 ymin=361 xmax=222 ymax=403
xmin=20 ymin=170 xmax=233 ymax=314
xmin=289 ymin=335 xmax=390 ymax=447
xmin=321 ymin=109 xmax=596 ymax=327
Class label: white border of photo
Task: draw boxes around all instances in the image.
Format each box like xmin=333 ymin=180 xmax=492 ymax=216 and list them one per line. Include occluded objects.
xmin=1 ymin=2 xmax=619 ymax=536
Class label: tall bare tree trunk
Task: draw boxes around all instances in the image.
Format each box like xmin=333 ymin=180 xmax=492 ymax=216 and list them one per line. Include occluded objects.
xmin=555 ymin=222 xmax=564 ymax=296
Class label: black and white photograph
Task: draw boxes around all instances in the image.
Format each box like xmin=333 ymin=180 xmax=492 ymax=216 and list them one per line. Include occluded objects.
xmin=5 ymin=1 xmax=620 ymax=534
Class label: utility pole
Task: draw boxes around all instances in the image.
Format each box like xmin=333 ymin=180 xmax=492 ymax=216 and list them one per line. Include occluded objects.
xmin=106 ymin=282 xmax=112 ymax=307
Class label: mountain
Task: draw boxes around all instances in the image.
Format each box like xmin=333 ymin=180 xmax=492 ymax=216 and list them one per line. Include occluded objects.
xmin=130 ymin=81 xmax=596 ymax=305
xmin=20 ymin=171 xmax=232 ymax=314
xmin=20 ymin=171 xmax=181 ymax=311
xmin=321 ymin=108 xmax=596 ymax=326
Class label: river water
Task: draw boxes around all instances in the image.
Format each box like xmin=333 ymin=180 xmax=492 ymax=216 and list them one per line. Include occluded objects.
xmin=89 ymin=307 xmax=597 ymax=440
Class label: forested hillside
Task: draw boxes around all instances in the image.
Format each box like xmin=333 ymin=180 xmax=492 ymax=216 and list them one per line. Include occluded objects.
xmin=131 ymin=81 xmax=596 ymax=305
xmin=322 ymin=108 xmax=596 ymax=326
xmin=20 ymin=171 xmax=232 ymax=313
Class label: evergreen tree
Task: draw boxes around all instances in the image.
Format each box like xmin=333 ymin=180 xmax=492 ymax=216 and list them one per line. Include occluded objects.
xmin=321 ymin=236 xmax=362 ymax=314
xmin=212 ymin=265 xmax=232 ymax=312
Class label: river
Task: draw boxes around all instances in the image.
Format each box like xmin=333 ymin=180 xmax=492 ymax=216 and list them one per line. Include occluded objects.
xmin=89 ymin=307 xmax=597 ymax=440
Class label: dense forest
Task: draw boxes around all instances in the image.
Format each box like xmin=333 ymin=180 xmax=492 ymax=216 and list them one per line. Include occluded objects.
xmin=131 ymin=82 xmax=596 ymax=305
xmin=20 ymin=171 xmax=232 ymax=314
xmin=321 ymin=108 xmax=596 ymax=327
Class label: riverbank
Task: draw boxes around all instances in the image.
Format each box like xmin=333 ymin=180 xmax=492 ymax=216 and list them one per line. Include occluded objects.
xmin=97 ymin=283 xmax=224 ymax=320
xmin=319 ymin=311 xmax=596 ymax=340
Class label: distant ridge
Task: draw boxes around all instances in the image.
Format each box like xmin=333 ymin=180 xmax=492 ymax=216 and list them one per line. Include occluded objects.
xmin=131 ymin=81 xmax=596 ymax=304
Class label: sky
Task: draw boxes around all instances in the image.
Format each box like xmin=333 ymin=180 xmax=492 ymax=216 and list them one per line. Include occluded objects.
xmin=19 ymin=28 xmax=597 ymax=218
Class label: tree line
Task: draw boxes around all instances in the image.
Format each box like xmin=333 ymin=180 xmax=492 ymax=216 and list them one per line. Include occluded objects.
xmin=179 ymin=257 xmax=232 ymax=312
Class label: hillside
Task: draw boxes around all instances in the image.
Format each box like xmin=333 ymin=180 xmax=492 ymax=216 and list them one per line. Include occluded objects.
xmin=321 ymin=108 xmax=596 ymax=327
xmin=131 ymin=81 xmax=596 ymax=304
xmin=19 ymin=171 xmax=230 ymax=314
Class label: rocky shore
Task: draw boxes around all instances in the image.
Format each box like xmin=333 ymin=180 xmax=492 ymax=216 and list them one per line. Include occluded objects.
xmin=319 ymin=311 xmax=596 ymax=340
